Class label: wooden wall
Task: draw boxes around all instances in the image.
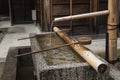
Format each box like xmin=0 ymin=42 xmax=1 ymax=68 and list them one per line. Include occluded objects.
xmin=52 ymin=0 xmax=90 ymax=35
xmin=37 ymin=0 xmax=109 ymax=35
xmin=10 ymin=0 xmax=35 ymax=24
xmin=0 ymin=0 xmax=9 ymax=16
xmin=98 ymin=0 xmax=108 ymax=33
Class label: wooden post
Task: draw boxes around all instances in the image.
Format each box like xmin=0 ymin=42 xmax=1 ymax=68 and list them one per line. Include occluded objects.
xmin=94 ymin=0 xmax=99 ymax=34
xmin=54 ymin=27 xmax=108 ymax=73
xmin=8 ymin=0 xmax=13 ymax=25
xmin=89 ymin=0 xmax=93 ymax=33
xmin=70 ymin=0 xmax=73 ymax=34
xmin=107 ymin=0 xmax=119 ymax=62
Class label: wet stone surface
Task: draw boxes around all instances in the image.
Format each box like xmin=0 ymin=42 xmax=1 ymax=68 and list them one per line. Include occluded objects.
xmin=31 ymin=33 xmax=117 ymax=80
xmin=37 ymin=33 xmax=85 ymax=65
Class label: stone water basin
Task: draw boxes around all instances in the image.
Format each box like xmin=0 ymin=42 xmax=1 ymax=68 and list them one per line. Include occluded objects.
xmin=36 ymin=33 xmax=85 ymax=65
xmin=30 ymin=33 xmax=112 ymax=80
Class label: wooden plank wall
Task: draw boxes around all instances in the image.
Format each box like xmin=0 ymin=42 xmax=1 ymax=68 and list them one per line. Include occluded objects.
xmin=10 ymin=0 xmax=34 ymax=24
xmin=52 ymin=0 xmax=90 ymax=35
xmin=37 ymin=0 xmax=108 ymax=35
xmin=0 ymin=0 xmax=9 ymax=16
xmin=98 ymin=0 xmax=108 ymax=33
xmin=36 ymin=0 xmax=43 ymax=30
xmin=36 ymin=0 xmax=51 ymax=31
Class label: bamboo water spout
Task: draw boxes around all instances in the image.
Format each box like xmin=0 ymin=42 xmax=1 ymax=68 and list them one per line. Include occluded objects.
xmin=53 ymin=27 xmax=108 ymax=73
xmin=54 ymin=10 xmax=109 ymax=22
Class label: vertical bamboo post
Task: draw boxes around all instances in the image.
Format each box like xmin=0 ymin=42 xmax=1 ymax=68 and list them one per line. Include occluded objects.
xmin=107 ymin=0 xmax=119 ymax=62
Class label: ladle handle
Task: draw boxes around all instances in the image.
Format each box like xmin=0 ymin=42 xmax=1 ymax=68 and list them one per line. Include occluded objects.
xmin=15 ymin=42 xmax=78 ymax=57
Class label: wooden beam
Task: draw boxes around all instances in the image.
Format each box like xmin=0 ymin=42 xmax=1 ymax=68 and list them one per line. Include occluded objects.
xmin=107 ymin=0 xmax=119 ymax=62
xmin=94 ymin=0 xmax=99 ymax=34
xmin=53 ymin=27 xmax=108 ymax=73
xmin=70 ymin=0 xmax=73 ymax=33
xmin=89 ymin=0 xmax=93 ymax=33
xmin=8 ymin=0 xmax=13 ymax=25
xmin=54 ymin=10 xmax=109 ymax=22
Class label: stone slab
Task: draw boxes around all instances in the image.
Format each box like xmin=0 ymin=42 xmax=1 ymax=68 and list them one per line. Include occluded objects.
xmin=30 ymin=33 xmax=113 ymax=80
xmin=0 ymin=24 xmax=41 ymax=62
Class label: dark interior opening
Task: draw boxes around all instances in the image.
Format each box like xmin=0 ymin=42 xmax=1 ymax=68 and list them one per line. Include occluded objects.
xmin=0 ymin=0 xmax=9 ymax=16
xmin=17 ymin=48 xmax=36 ymax=80
xmin=11 ymin=0 xmax=35 ymax=24
xmin=0 ymin=0 xmax=10 ymax=21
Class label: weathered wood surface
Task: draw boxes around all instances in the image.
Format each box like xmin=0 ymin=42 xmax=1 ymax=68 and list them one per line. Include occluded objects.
xmin=10 ymin=0 xmax=34 ymax=24
xmin=93 ymin=0 xmax=99 ymax=33
xmin=37 ymin=0 xmax=109 ymax=34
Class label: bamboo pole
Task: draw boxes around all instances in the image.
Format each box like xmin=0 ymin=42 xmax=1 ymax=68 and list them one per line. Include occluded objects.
xmin=107 ymin=0 xmax=119 ymax=62
xmin=54 ymin=10 xmax=109 ymax=22
xmin=53 ymin=27 xmax=108 ymax=73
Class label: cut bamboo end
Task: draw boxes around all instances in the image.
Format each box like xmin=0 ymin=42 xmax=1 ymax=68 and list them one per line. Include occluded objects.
xmin=54 ymin=27 xmax=108 ymax=73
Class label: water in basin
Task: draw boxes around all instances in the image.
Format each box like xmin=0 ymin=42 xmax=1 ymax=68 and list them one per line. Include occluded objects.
xmin=36 ymin=33 xmax=85 ymax=66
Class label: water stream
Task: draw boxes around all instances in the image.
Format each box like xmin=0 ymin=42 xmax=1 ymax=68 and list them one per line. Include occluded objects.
xmin=48 ymin=21 xmax=54 ymax=47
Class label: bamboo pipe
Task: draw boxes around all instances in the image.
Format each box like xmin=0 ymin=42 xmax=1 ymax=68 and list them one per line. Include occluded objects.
xmin=53 ymin=27 xmax=108 ymax=73
xmin=107 ymin=0 xmax=119 ymax=62
xmin=54 ymin=10 xmax=109 ymax=22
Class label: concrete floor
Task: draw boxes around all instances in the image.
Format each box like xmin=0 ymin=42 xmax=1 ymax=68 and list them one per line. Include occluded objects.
xmin=0 ymin=23 xmax=41 ymax=62
xmin=85 ymin=38 xmax=120 ymax=54
xmin=0 ymin=22 xmax=41 ymax=78
xmin=0 ymin=21 xmax=11 ymax=29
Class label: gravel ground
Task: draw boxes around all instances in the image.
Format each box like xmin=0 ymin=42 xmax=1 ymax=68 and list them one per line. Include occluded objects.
xmin=0 ymin=29 xmax=7 ymax=43
xmin=0 ymin=34 xmax=5 ymax=42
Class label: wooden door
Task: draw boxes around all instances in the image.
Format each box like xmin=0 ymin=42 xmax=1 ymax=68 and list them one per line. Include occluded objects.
xmin=0 ymin=0 xmax=9 ymax=16
xmin=10 ymin=0 xmax=35 ymax=24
